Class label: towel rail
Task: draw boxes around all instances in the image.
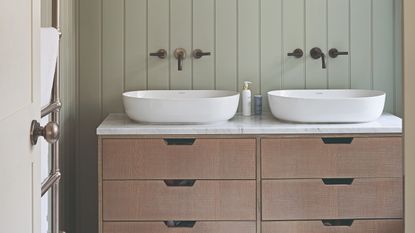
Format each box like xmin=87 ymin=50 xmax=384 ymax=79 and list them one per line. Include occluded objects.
xmin=41 ymin=101 xmax=61 ymax=118
xmin=41 ymin=171 xmax=61 ymax=196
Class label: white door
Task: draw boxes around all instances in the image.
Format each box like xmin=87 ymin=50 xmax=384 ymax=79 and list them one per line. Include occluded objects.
xmin=0 ymin=0 xmax=41 ymax=233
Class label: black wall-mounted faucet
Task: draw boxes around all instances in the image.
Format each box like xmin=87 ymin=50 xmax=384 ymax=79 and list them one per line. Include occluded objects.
xmin=174 ymin=48 xmax=186 ymax=71
xmin=310 ymin=47 xmax=326 ymax=69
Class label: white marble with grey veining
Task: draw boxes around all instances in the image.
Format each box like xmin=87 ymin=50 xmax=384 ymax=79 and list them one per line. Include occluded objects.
xmin=97 ymin=113 xmax=402 ymax=135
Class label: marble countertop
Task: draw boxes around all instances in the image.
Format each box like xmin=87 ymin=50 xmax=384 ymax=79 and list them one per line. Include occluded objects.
xmin=97 ymin=113 xmax=402 ymax=135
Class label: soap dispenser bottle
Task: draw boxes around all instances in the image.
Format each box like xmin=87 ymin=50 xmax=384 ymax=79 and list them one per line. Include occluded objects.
xmin=242 ymin=81 xmax=252 ymax=116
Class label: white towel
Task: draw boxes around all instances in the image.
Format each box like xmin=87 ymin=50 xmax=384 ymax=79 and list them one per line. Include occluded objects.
xmin=40 ymin=27 xmax=59 ymax=107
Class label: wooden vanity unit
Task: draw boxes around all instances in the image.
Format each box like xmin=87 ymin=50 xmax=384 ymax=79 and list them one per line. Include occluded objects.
xmin=97 ymin=113 xmax=403 ymax=233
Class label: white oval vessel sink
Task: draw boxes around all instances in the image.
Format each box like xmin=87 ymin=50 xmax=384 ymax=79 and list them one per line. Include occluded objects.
xmin=268 ymin=89 xmax=386 ymax=123
xmin=123 ymin=90 xmax=240 ymax=124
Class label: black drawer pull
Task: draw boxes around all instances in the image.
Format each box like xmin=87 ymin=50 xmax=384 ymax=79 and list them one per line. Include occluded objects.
xmin=322 ymin=219 xmax=354 ymax=227
xmin=164 ymin=138 xmax=196 ymax=145
xmin=164 ymin=179 xmax=196 ymax=187
xmin=322 ymin=137 xmax=353 ymax=144
xmin=322 ymin=178 xmax=354 ymax=185
xmin=164 ymin=221 xmax=196 ymax=228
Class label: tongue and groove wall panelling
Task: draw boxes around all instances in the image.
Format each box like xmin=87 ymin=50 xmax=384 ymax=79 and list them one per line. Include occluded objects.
xmin=125 ymin=0 xmax=147 ymax=91
xmin=102 ymin=0 xmax=124 ymax=116
xmin=193 ymin=0 xmax=215 ymax=89
xmin=170 ymin=0 xmax=192 ymax=89
xmin=373 ymin=0 xmax=395 ymax=113
xmin=260 ymin=0 xmax=282 ymax=112
xmin=238 ymin=0 xmax=260 ymax=96
xmin=282 ymin=0 xmax=306 ymax=89
xmin=328 ymin=0 xmax=350 ymax=89
xmin=215 ymin=0 xmax=238 ymax=91
xmin=350 ymin=0 xmax=372 ymax=90
xmin=148 ymin=0 xmax=169 ymax=89
xmin=305 ymin=0 xmax=328 ymax=89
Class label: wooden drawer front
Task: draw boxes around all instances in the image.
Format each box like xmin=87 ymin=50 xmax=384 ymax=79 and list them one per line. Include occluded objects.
xmin=103 ymin=138 xmax=256 ymax=179
xmin=261 ymin=137 xmax=402 ymax=179
xmin=103 ymin=180 xmax=256 ymax=221
xmin=103 ymin=221 xmax=256 ymax=233
xmin=262 ymin=178 xmax=402 ymax=220
xmin=262 ymin=220 xmax=403 ymax=233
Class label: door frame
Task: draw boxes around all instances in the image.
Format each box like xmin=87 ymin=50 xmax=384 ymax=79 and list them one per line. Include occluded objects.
xmin=403 ymin=0 xmax=415 ymax=232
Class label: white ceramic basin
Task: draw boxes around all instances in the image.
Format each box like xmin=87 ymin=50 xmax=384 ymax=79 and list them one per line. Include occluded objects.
xmin=123 ymin=90 xmax=240 ymax=124
xmin=268 ymin=89 xmax=386 ymax=123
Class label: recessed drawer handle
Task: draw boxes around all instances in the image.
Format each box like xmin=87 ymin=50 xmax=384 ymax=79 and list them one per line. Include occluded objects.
xmin=164 ymin=138 xmax=196 ymax=145
xmin=322 ymin=137 xmax=354 ymax=144
xmin=322 ymin=178 xmax=354 ymax=185
xmin=164 ymin=179 xmax=196 ymax=187
xmin=322 ymin=219 xmax=354 ymax=227
xmin=164 ymin=221 xmax=196 ymax=228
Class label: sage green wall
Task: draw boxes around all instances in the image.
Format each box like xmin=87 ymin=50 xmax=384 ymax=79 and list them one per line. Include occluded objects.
xmin=41 ymin=1 xmax=77 ymax=233
xmin=78 ymin=0 xmax=402 ymax=233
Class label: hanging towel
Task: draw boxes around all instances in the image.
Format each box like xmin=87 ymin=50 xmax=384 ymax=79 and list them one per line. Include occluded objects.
xmin=40 ymin=27 xmax=59 ymax=107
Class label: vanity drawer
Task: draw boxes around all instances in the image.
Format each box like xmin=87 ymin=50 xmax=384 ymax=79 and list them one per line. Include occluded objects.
xmin=262 ymin=220 xmax=403 ymax=233
xmin=102 ymin=180 xmax=256 ymax=221
xmin=102 ymin=138 xmax=256 ymax=179
xmin=261 ymin=137 xmax=402 ymax=178
xmin=103 ymin=221 xmax=256 ymax=233
xmin=262 ymin=178 xmax=402 ymax=220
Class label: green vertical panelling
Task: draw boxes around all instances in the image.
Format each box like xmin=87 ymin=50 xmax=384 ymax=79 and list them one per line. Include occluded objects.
xmin=193 ymin=0 xmax=215 ymax=90
xmin=170 ymin=0 xmax=192 ymax=89
xmin=102 ymin=0 xmax=124 ymax=116
xmin=238 ymin=0 xmax=260 ymax=96
xmin=350 ymin=0 xmax=372 ymax=90
xmin=125 ymin=0 xmax=147 ymax=91
xmin=148 ymin=0 xmax=169 ymax=89
xmin=305 ymin=0 xmax=327 ymax=89
xmin=395 ymin=0 xmax=403 ymax=116
xmin=373 ymin=0 xmax=395 ymax=113
xmin=328 ymin=0 xmax=350 ymax=88
xmin=261 ymin=0 xmax=282 ymax=111
xmin=215 ymin=0 xmax=238 ymax=91
xmin=283 ymin=0 xmax=305 ymax=89
xmin=78 ymin=0 xmax=101 ymax=232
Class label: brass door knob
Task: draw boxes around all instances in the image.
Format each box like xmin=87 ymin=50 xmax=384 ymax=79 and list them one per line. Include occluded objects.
xmin=30 ymin=120 xmax=60 ymax=145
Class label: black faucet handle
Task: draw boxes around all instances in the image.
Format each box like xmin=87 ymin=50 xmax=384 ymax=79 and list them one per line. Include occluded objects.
xmin=193 ymin=49 xmax=211 ymax=59
xmin=149 ymin=49 xmax=167 ymax=59
xmin=329 ymin=48 xmax=349 ymax=58
xmin=287 ymin=48 xmax=304 ymax=58
xmin=310 ymin=47 xmax=327 ymax=69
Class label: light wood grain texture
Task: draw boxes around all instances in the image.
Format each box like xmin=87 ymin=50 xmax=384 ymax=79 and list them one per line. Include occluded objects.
xmin=261 ymin=137 xmax=402 ymax=178
xmin=282 ymin=0 xmax=305 ymax=89
xmin=102 ymin=0 xmax=124 ymax=116
xmin=350 ymin=0 xmax=372 ymax=90
xmin=103 ymin=180 xmax=256 ymax=221
xmin=170 ymin=0 xmax=192 ymax=89
xmin=125 ymin=0 xmax=147 ymax=91
xmin=103 ymin=221 xmax=256 ymax=233
xmin=373 ymin=0 xmax=395 ymax=113
xmin=102 ymin=138 xmax=256 ymax=179
xmin=262 ymin=220 xmax=403 ymax=233
xmin=193 ymin=0 xmax=215 ymax=89
xmin=260 ymin=0 xmax=282 ymax=112
xmin=262 ymin=178 xmax=403 ymax=220
xmin=305 ymin=0 xmax=327 ymax=88
xmin=148 ymin=0 xmax=169 ymax=89
xmin=328 ymin=0 xmax=350 ymax=88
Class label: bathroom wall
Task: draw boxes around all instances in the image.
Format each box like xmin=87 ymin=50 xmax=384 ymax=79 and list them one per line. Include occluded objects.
xmin=77 ymin=0 xmax=402 ymax=233
xmin=41 ymin=0 xmax=77 ymax=233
